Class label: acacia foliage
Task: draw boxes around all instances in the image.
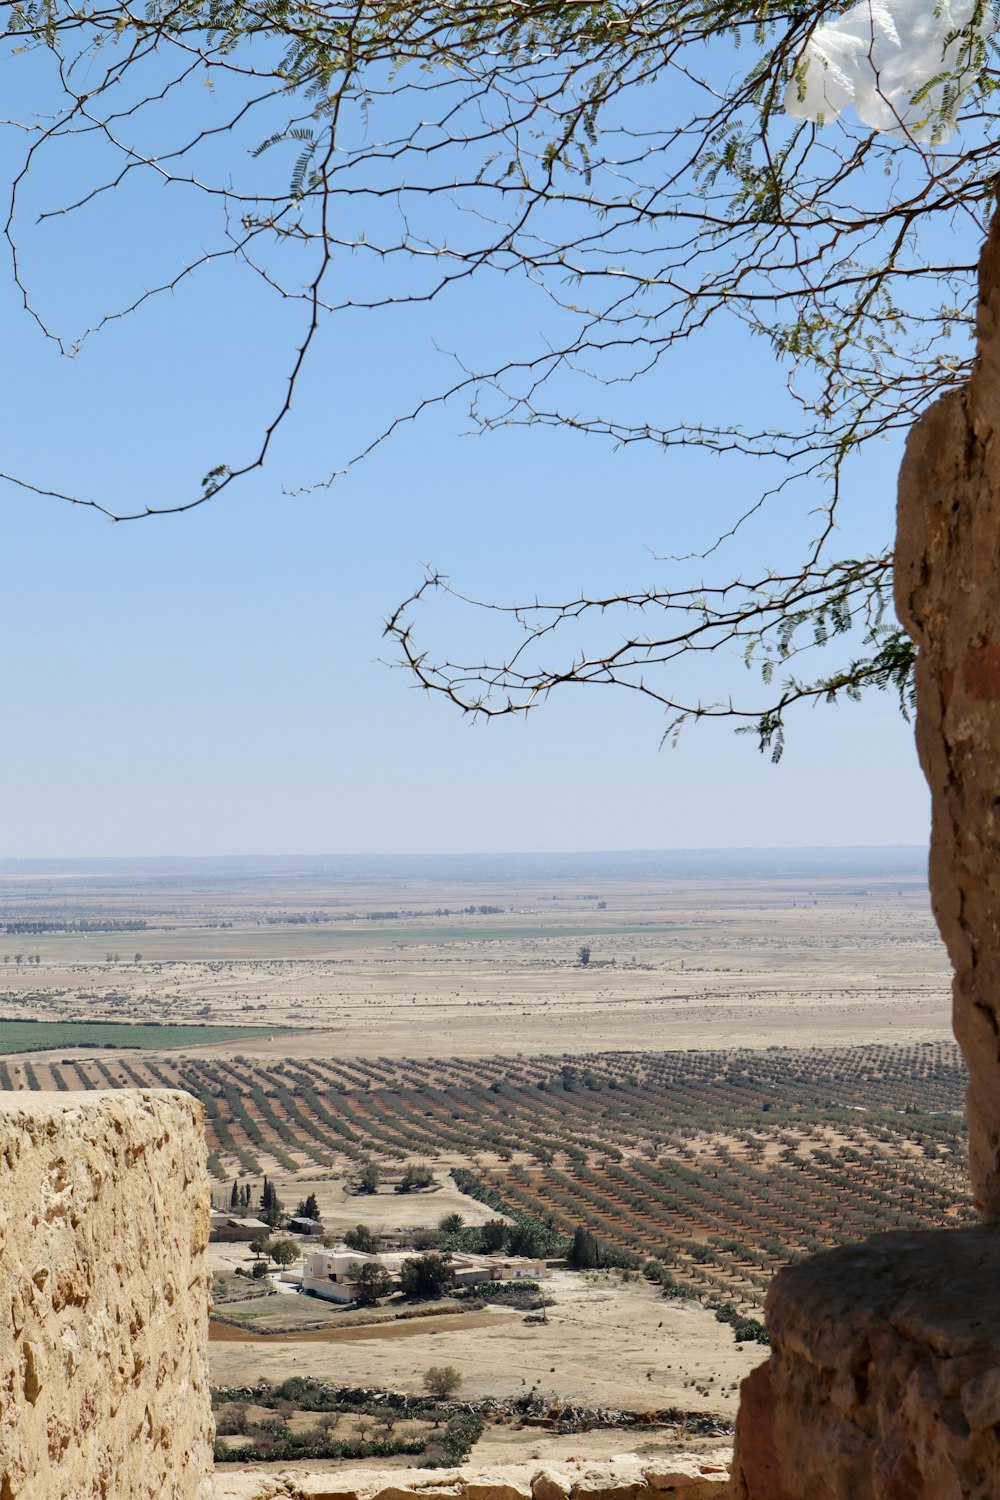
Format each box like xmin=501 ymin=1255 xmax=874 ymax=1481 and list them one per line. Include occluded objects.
xmin=422 ymin=1364 xmax=463 ymax=1399
xmin=2 ymin=4 xmax=998 ymax=742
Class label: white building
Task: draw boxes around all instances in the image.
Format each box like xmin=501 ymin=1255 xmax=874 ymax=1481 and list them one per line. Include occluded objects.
xmin=486 ymin=1256 xmax=551 ymax=1281
xmin=300 ymin=1248 xmax=382 ymax=1302
xmin=297 ymin=1247 xmax=547 ymax=1305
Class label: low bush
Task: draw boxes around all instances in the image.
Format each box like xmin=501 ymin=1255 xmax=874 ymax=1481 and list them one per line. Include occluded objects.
xmin=713 ymin=1302 xmax=770 ymax=1346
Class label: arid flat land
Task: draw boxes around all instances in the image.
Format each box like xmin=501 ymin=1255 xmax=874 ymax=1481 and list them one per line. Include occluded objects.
xmin=0 ymin=852 xmax=960 ymax=1440
xmin=0 ymin=857 xmax=950 ymax=1057
xmin=208 ymin=1269 xmax=757 ymax=1415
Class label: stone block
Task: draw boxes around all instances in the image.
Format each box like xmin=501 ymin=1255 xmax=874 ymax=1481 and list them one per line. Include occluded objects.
xmin=0 ymin=1090 xmax=213 ymax=1500
xmin=532 ymin=1468 xmax=571 ymax=1500
xmin=730 ymin=1226 xmax=1000 ymax=1500
xmin=729 ymin=1363 xmax=795 ymax=1500
xmin=291 ymin=1489 xmax=387 ymax=1500
xmin=213 ymin=1458 xmax=732 ymax=1500
xmin=641 ymin=1453 xmax=729 ymax=1493
xmin=211 ymin=1470 xmax=467 ymax=1500
xmin=569 ymin=1457 xmax=645 ymax=1500
xmin=463 ymin=1473 xmax=534 ymax=1500
xmin=368 ymin=1486 xmax=464 ymax=1500
xmin=895 ymin=192 xmax=1000 ymax=1215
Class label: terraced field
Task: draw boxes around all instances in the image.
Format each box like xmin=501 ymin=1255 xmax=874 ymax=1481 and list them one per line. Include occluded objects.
xmin=6 ymin=1041 xmax=972 ymax=1310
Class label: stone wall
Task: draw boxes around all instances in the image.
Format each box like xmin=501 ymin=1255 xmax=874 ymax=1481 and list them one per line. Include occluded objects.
xmin=729 ymin=1225 xmax=1000 ymax=1499
xmin=0 ymin=1090 xmax=214 ymax=1500
xmin=213 ymin=1454 xmax=730 ymax=1500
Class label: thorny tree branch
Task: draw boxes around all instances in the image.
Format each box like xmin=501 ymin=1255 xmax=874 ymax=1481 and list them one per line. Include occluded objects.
xmin=0 ymin=1 xmax=996 ymax=747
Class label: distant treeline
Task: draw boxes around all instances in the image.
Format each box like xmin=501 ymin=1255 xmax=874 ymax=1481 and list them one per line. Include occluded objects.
xmin=263 ymin=914 xmax=327 ymax=924
xmin=263 ymin=906 xmax=507 ymax=925
xmin=335 ymin=906 xmax=506 ymax=922
xmin=2 ymin=919 xmax=148 ymax=935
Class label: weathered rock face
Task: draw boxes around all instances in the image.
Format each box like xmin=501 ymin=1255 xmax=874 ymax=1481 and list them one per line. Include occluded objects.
xmin=729 ymin=1225 xmax=1000 ymax=1500
xmin=729 ymin=1365 xmax=794 ymax=1500
xmin=728 ymin=203 xmax=1000 ymax=1498
xmin=895 ymin=198 xmax=1000 ymax=1217
xmin=211 ymin=1455 xmax=731 ymax=1500
xmin=0 ymin=1090 xmax=214 ymax=1500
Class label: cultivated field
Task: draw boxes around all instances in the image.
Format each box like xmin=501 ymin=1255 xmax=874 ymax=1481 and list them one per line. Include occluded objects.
xmin=0 ymin=858 xmax=948 ymax=1056
xmin=0 ymin=853 xmax=963 ymax=1450
xmin=0 ymin=1019 xmax=281 ymax=1054
xmin=18 ymin=1040 xmax=969 ymax=1313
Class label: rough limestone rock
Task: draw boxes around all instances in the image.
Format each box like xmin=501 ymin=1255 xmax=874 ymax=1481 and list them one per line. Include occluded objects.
xmin=729 ymin=1365 xmax=794 ymax=1500
xmin=728 ymin=1225 xmax=1000 ymax=1498
xmin=464 ymin=1477 xmax=534 ymax=1500
xmin=531 ymin=1468 xmax=572 ymax=1500
xmin=0 ymin=1091 xmax=213 ymax=1500
xmin=895 ymin=194 xmax=1000 ymax=1217
xmin=728 ymin=186 xmax=1000 ymax=1500
xmin=211 ymin=1457 xmax=730 ymax=1500
xmin=640 ymin=1457 xmax=729 ymax=1492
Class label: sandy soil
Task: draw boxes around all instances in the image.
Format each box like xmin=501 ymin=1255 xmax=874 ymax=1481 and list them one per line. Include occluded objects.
xmin=0 ymin=875 xmax=950 ymax=1059
xmin=210 ymin=1309 xmax=515 ymax=1343
xmin=208 ymin=1271 xmax=761 ymax=1416
xmin=215 ymin=1425 xmax=736 ymax=1481
xmin=285 ymin=1178 xmax=503 ymax=1232
xmin=467 ymin=1426 xmax=734 ymax=1467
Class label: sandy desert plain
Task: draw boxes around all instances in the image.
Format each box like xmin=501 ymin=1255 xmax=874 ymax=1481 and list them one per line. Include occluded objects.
xmin=0 ymin=851 xmax=965 ymax=1472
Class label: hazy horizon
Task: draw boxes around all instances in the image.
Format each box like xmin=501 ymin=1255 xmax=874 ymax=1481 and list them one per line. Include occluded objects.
xmin=0 ymin=844 xmax=930 ymax=882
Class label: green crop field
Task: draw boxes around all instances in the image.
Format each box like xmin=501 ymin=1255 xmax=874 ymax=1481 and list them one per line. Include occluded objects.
xmin=0 ymin=1020 xmax=288 ymax=1054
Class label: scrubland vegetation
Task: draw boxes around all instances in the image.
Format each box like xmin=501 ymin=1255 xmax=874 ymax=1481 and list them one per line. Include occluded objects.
xmin=212 ymin=1378 xmax=483 ymax=1466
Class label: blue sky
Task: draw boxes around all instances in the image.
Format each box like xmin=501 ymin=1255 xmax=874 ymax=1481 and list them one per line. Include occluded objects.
xmin=0 ymin=33 xmax=946 ymax=857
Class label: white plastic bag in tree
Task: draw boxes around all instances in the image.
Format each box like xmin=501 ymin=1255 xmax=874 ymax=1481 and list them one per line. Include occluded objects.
xmin=785 ymin=0 xmax=995 ymax=141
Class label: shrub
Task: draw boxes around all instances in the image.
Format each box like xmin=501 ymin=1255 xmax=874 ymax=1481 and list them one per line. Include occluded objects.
xmin=357 ymin=1160 xmax=380 ymax=1194
xmin=438 ymin=1412 xmax=483 ymax=1465
xmin=344 ymin=1224 xmax=380 ymax=1253
xmin=268 ymin=1238 xmax=300 ymax=1267
xmin=422 ymin=1365 xmax=463 ymax=1399
xmin=354 ymin=1262 xmax=395 ymax=1306
xmin=397 ymin=1163 xmax=434 ymax=1193
xmin=400 ymin=1253 xmax=453 ymax=1298
xmin=478 ymin=1219 xmax=508 ymax=1253
xmin=714 ymin=1302 xmax=770 ymax=1346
